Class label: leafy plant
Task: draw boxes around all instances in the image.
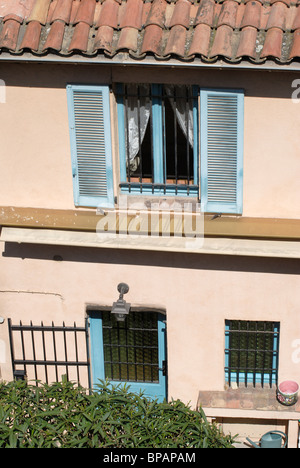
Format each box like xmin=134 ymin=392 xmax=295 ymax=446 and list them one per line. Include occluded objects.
xmin=0 ymin=379 xmax=235 ymax=448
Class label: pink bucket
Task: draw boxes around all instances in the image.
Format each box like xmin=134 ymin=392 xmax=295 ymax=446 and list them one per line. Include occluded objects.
xmin=277 ymin=381 xmax=299 ymax=406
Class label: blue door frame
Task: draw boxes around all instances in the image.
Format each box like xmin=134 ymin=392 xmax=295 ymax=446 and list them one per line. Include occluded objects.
xmin=89 ymin=311 xmax=167 ymax=402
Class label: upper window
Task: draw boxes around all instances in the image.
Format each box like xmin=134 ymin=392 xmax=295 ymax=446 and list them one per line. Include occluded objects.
xmin=67 ymin=84 xmax=244 ymax=214
xmin=225 ymin=320 xmax=280 ymax=388
xmin=117 ymin=84 xmax=199 ymax=197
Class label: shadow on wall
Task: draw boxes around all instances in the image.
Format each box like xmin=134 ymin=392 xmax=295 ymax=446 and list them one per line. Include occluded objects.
xmin=1 ymin=62 xmax=299 ymax=100
xmin=2 ymin=241 xmax=300 ymax=276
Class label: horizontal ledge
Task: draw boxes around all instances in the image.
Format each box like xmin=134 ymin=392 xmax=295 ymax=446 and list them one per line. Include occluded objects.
xmin=201 ymin=407 xmax=300 ymax=420
xmin=0 ymin=207 xmax=300 ymax=240
xmin=1 ymin=227 xmax=300 ymax=259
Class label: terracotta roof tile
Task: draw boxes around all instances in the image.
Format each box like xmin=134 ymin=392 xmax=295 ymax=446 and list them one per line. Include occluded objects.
xmin=46 ymin=0 xmax=57 ymax=22
xmin=240 ymin=1 xmax=262 ymax=29
xmin=95 ymin=0 xmax=119 ymax=28
xmin=145 ymin=0 xmax=168 ymax=28
xmin=265 ymin=1 xmax=288 ymax=29
xmin=69 ymin=21 xmax=90 ymax=51
xmin=43 ymin=18 xmax=65 ymax=51
xmin=119 ymin=0 xmax=144 ymax=29
xmin=0 ymin=0 xmax=300 ymax=65
xmin=74 ymin=0 xmax=96 ymax=26
xmin=70 ymin=0 xmax=81 ymax=24
xmin=165 ymin=24 xmax=187 ymax=56
xmin=257 ymin=4 xmax=269 ymax=29
xmin=141 ymin=23 xmax=163 ymax=54
xmin=169 ymin=0 xmax=191 ymax=29
xmin=210 ymin=24 xmax=234 ymax=58
xmin=236 ymin=25 xmax=257 ymax=58
xmin=20 ymin=19 xmax=41 ymax=50
xmin=0 ymin=18 xmax=21 ymax=50
xmin=286 ymin=5 xmax=298 ymax=28
xmin=194 ymin=0 xmax=215 ymax=27
xmin=50 ymin=0 xmax=73 ymax=23
xmin=94 ymin=24 xmax=114 ymax=53
xmin=261 ymin=26 xmax=283 ymax=57
xmin=217 ymin=1 xmax=239 ymax=28
xmin=27 ymin=0 xmax=51 ymax=25
xmin=117 ymin=26 xmax=139 ymax=51
xmin=189 ymin=22 xmax=211 ymax=56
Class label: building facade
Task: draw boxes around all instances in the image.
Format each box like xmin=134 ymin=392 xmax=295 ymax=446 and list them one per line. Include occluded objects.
xmin=0 ymin=0 xmax=300 ymax=447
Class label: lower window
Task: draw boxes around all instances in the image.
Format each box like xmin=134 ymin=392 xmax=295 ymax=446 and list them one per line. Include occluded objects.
xmin=225 ymin=320 xmax=280 ymax=387
xmin=89 ymin=310 xmax=167 ymax=401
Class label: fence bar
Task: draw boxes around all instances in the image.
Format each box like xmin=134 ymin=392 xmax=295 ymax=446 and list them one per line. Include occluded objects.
xmin=41 ymin=321 xmax=48 ymax=383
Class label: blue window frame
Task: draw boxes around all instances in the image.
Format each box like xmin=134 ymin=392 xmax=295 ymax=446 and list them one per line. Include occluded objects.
xmin=117 ymin=83 xmax=199 ymax=197
xmin=66 ymin=84 xmax=244 ymax=214
xmin=89 ymin=310 xmax=167 ymax=402
xmin=67 ymin=84 xmax=114 ymax=208
xmin=225 ymin=320 xmax=280 ymax=387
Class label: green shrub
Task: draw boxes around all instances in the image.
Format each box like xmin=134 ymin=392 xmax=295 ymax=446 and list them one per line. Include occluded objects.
xmin=0 ymin=379 xmax=235 ymax=448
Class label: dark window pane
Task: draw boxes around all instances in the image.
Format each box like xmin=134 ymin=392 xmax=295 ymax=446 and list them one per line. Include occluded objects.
xmin=102 ymin=311 xmax=159 ymax=383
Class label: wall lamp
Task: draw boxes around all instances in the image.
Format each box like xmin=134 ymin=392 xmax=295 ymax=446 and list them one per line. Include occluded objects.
xmin=111 ymin=283 xmax=131 ymax=322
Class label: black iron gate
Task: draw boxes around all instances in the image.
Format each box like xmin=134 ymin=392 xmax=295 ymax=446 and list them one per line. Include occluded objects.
xmin=8 ymin=319 xmax=91 ymax=388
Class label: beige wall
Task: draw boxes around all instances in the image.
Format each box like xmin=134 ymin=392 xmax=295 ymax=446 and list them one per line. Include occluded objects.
xmin=0 ymin=63 xmax=299 ymax=218
xmin=0 ymin=242 xmax=300 ymax=408
xmin=0 ymin=62 xmax=300 ymax=434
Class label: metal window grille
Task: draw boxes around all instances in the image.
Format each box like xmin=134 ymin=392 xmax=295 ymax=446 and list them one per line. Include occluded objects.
xmin=102 ymin=311 xmax=161 ymax=383
xmin=225 ymin=320 xmax=280 ymax=388
xmin=117 ymin=84 xmax=199 ymax=196
xmin=8 ymin=319 xmax=91 ymax=388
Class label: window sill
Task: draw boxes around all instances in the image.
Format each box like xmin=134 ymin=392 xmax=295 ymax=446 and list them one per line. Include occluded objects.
xmin=197 ymin=387 xmax=300 ymax=413
xmin=118 ymin=192 xmax=200 ymax=212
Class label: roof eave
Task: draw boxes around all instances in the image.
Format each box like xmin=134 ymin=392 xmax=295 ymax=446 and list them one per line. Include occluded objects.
xmin=1 ymin=51 xmax=300 ymax=72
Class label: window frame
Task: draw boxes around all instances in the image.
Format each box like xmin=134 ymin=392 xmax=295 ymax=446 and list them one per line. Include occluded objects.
xmin=225 ymin=320 xmax=280 ymax=387
xmin=116 ymin=83 xmax=199 ymax=197
xmin=89 ymin=309 xmax=167 ymax=402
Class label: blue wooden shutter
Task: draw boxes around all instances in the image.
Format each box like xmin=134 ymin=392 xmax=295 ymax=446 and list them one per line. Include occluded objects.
xmin=67 ymin=85 xmax=114 ymax=208
xmin=200 ymin=89 xmax=244 ymax=214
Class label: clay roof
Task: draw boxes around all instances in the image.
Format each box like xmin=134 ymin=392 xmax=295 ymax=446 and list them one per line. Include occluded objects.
xmin=0 ymin=0 xmax=300 ymax=65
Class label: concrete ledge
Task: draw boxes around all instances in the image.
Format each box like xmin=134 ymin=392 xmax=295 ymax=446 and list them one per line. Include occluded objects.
xmin=197 ymin=388 xmax=300 ymax=413
xmin=197 ymin=388 xmax=300 ymax=448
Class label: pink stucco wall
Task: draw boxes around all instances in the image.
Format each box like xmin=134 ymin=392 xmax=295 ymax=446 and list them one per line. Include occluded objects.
xmin=0 ymin=242 xmax=300 ymax=408
xmin=0 ymin=63 xmax=299 ymax=416
xmin=0 ymin=63 xmax=299 ymax=218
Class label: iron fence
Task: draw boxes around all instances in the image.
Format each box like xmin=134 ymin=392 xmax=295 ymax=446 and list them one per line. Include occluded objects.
xmin=8 ymin=319 xmax=91 ymax=388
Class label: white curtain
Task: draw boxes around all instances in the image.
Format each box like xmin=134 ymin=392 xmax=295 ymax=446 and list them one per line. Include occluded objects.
xmin=125 ymin=84 xmax=194 ymax=172
xmin=125 ymin=84 xmax=150 ymax=172
xmin=164 ymin=85 xmax=194 ymax=148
